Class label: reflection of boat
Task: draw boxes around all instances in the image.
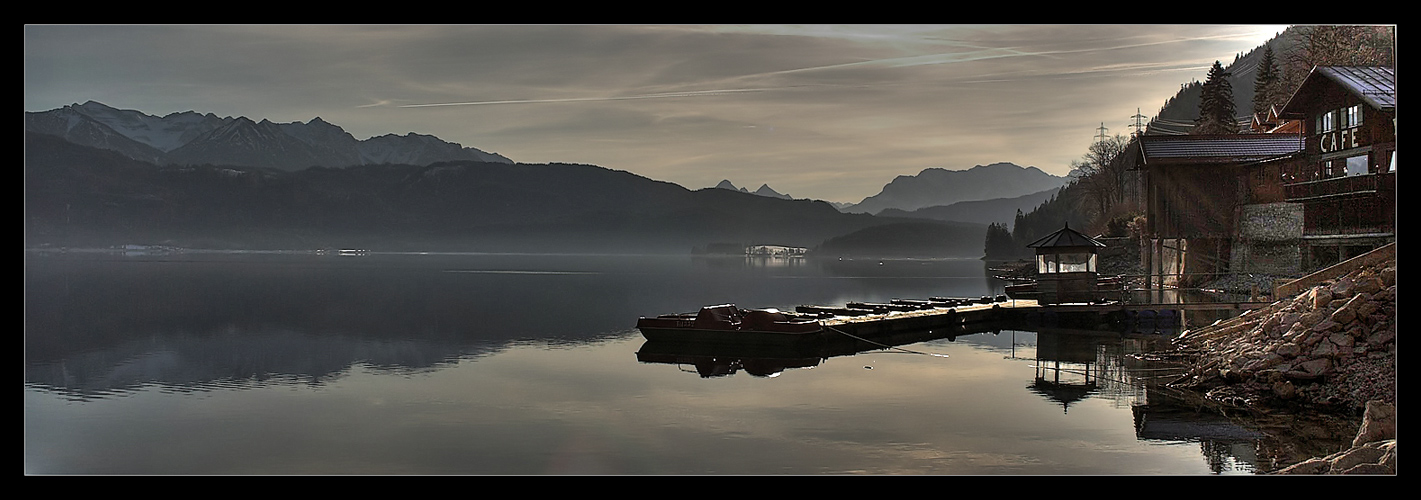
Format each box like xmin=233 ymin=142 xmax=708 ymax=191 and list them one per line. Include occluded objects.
xmin=635 ymin=340 xmax=823 ymax=378
xmin=636 ymin=304 xmax=823 ymax=344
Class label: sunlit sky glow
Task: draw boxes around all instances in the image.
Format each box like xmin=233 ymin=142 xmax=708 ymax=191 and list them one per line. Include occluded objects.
xmin=24 ymin=24 xmax=1290 ymax=203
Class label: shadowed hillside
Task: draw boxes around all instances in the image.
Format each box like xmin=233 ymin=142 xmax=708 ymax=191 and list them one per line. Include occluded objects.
xmin=25 ymin=132 xmax=984 ymax=255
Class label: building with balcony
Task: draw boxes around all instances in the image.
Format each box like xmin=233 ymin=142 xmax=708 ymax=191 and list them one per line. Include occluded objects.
xmin=1277 ymin=66 xmax=1396 ymax=270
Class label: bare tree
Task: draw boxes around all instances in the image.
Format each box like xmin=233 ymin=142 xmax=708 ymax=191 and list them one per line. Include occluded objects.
xmin=1281 ymin=25 xmax=1396 ymax=91
xmin=1072 ymin=133 xmax=1132 ymax=218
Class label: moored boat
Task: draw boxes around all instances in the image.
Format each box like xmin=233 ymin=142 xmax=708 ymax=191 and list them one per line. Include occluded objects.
xmin=636 ymin=304 xmax=824 ymax=344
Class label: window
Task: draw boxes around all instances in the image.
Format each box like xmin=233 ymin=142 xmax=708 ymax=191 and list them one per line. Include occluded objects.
xmin=1344 ymin=105 xmax=1363 ymax=128
xmin=1318 ymin=110 xmax=1336 ymax=133
xmin=1038 ymin=252 xmax=1095 ymax=273
xmin=1345 ymin=155 xmax=1369 ymax=176
xmin=1060 ymin=253 xmax=1092 ymax=273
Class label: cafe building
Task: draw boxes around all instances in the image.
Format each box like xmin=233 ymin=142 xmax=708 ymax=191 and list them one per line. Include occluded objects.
xmin=1276 ymin=66 xmax=1396 ymax=270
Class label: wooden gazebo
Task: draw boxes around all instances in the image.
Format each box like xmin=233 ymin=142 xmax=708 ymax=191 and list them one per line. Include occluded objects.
xmin=1026 ymin=224 xmax=1107 ymax=305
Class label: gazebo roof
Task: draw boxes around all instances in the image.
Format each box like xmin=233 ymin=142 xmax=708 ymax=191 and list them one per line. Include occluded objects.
xmin=1027 ymin=224 xmax=1106 ymax=249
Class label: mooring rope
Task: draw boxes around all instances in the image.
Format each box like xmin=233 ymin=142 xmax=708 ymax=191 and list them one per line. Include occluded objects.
xmin=823 ymin=325 xmax=949 ymax=358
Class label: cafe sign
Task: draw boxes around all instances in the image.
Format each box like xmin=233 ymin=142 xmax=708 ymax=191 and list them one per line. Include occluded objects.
xmin=1315 ymin=104 xmax=1366 ymax=153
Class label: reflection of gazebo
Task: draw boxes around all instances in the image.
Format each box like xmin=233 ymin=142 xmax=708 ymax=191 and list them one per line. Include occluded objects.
xmin=1029 ymin=330 xmax=1101 ymax=413
xmin=1026 ymin=224 xmax=1107 ymax=305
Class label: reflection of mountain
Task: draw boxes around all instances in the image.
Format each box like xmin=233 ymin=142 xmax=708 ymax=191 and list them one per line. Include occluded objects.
xmin=24 ymin=330 xmax=480 ymax=400
xmin=23 ymin=254 xmax=644 ymax=398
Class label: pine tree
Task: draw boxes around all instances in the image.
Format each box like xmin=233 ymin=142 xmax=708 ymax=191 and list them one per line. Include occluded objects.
xmin=1194 ymin=61 xmax=1238 ymax=134
xmin=1252 ymin=45 xmax=1282 ymax=116
xmin=984 ymin=222 xmax=1016 ymax=259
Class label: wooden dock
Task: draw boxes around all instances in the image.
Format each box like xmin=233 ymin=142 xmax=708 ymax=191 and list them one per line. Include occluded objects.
xmin=800 ymin=298 xmax=1274 ymax=338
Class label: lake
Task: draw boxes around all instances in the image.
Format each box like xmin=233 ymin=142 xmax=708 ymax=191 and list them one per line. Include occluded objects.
xmin=25 ymin=251 xmax=1268 ymax=475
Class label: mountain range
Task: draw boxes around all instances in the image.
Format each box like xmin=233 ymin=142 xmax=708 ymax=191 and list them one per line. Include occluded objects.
xmin=27 ymin=130 xmax=989 ymax=254
xmin=713 ymin=180 xmax=793 ymax=200
xmin=24 ymin=101 xmax=512 ymax=171
xmin=844 ymin=162 xmax=1070 ymax=215
xmin=24 ymin=102 xmax=1080 ymax=256
xmin=875 ymin=186 xmax=1064 ymax=229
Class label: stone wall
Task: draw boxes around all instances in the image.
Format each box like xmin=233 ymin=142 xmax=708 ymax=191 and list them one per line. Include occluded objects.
xmin=1237 ymin=202 xmax=1304 ymax=241
xmin=1232 ymin=202 xmax=1304 ymax=276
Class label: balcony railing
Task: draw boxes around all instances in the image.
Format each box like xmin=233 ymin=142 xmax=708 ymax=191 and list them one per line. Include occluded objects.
xmin=1284 ymin=172 xmax=1395 ymax=201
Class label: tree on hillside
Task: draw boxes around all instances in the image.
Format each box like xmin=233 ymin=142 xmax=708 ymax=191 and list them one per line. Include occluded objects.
xmin=1007 ymin=184 xmax=1089 ymax=250
xmin=1070 ymin=133 xmax=1132 ymax=218
xmin=1252 ymin=44 xmax=1286 ymax=116
xmin=1281 ymin=25 xmax=1396 ymax=93
xmin=1194 ymin=61 xmax=1239 ymax=134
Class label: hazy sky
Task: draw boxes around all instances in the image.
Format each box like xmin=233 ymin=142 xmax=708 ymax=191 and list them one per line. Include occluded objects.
xmin=24 ymin=24 xmax=1289 ymax=203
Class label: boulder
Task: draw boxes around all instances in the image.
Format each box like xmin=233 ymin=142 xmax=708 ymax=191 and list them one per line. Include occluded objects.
xmin=1311 ymin=287 xmax=1333 ymax=308
xmin=1329 ymin=445 xmax=1387 ymax=471
xmin=1352 ymin=401 xmax=1396 ymax=447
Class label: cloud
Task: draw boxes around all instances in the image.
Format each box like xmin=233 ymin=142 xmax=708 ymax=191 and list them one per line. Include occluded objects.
xmin=399 ymin=89 xmax=769 ymax=108
xmin=24 ymin=24 xmax=1293 ymax=203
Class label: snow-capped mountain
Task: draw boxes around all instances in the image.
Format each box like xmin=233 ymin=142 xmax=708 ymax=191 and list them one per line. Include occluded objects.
xmin=62 ymin=100 xmax=232 ymax=152
xmin=24 ymin=101 xmax=512 ymax=170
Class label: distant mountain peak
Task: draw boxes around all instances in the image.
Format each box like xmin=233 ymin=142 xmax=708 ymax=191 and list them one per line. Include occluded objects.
xmin=846 ymin=162 xmax=1069 ymax=214
xmin=25 ymin=100 xmax=513 ymax=169
xmin=713 ymin=180 xmax=791 ymax=199
xmin=754 ymin=184 xmax=791 ymax=199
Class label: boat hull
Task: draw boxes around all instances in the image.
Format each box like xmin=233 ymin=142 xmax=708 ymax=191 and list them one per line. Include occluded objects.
xmin=635 ymin=306 xmax=823 ymax=345
xmin=636 ymin=323 xmax=824 ymax=345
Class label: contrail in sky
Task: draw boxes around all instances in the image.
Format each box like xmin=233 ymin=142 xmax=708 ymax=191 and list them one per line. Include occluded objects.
xmin=401 ymin=89 xmax=764 ymax=108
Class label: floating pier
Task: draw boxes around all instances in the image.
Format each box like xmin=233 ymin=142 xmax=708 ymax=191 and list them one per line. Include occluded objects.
xmin=795 ymin=297 xmax=1274 ymax=339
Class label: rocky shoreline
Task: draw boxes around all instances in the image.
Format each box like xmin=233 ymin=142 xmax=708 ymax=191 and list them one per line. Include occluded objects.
xmin=1167 ymin=255 xmax=1396 ymax=474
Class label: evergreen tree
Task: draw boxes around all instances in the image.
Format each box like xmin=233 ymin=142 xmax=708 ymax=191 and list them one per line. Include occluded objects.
xmin=984 ymin=222 xmax=1017 ymax=259
xmin=1194 ymin=61 xmax=1238 ymax=134
xmin=1252 ymin=45 xmax=1283 ymax=116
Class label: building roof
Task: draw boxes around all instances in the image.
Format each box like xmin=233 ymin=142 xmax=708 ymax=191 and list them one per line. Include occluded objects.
xmin=1281 ymin=66 xmax=1396 ymax=115
xmin=1136 ymin=133 xmax=1304 ymax=165
xmin=1251 ymin=104 xmax=1304 ymax=134
xmin=1027 ymin=224 xmax=1107 ymax=249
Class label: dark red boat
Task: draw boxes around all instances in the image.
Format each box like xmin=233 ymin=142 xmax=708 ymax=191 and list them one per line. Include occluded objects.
xmin=636 ymin=304 xmax=824 ymax=344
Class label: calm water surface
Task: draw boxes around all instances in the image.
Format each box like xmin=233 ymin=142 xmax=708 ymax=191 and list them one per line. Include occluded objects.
xmin=25 ymin=251 xmax=1267 ymax=474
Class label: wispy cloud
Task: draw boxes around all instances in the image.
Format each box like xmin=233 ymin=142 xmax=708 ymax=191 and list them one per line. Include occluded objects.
xmin=400 ymin=89 xmax=767 ymax=108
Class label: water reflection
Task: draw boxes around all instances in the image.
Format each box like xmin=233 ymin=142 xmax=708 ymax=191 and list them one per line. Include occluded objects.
xmin=1010 ymin=328 xmax=1269 ymax=473
xmin=26 ymin=252 xmax=1297 ymax=474
xmin=634 ymin=322 xmax=1276 ymax=474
